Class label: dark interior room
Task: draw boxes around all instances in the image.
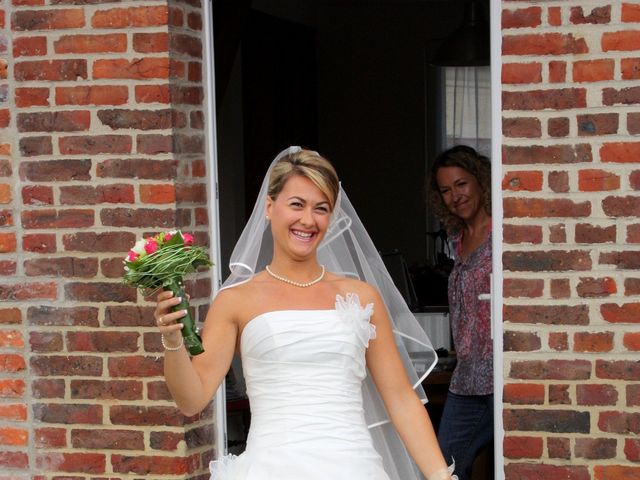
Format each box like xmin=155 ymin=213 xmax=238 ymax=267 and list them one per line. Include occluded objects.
xmin=212 ymin=1 xmax=493 ymax=478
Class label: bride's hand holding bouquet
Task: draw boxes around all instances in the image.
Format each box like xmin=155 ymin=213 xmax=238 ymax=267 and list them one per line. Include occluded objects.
xmin=122 ymin=230 xmax=212 ymax=355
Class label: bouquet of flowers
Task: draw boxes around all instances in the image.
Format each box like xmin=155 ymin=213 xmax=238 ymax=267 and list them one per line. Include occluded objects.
xmin=123 ymin=230 xmax=212 ymax=355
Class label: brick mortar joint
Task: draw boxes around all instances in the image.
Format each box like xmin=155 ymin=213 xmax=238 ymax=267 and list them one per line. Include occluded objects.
xmin=503 ymin=322 xmax=637 ymax=331
xmin=503 ymin=350 xmax=640 ymax=359
xmin=503 ymin=295 xmax=636 ymax=303
xmin=503 ymin=107 xmax=640 ymax=116
xmin=501 ymin=134 xmax=640 ymax=143
xmin=500 ymin=23 xmax=640 ymax=35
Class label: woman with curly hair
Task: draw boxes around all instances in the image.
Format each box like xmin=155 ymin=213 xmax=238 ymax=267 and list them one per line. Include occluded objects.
xmin=428 ymin=145 xmax=493 ymax=480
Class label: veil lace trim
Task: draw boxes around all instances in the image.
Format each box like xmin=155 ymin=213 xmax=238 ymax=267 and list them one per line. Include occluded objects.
xmin=209 ymin=453 xmax=246 ymax=480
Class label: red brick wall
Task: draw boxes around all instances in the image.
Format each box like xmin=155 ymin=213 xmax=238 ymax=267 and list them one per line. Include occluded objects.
xmin=502 ymin=2 xmax=640 ymax=479
xmin=0 ymin=1 xmax=213 ymax=478
xmin=3 ymin=0 xmax=637 ymax=478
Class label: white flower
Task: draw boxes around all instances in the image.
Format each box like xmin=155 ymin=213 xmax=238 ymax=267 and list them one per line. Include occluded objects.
xmin=132 ymin=239 xmax=146 ymax=255
xmin=335 ymin=293 xmax=376 ymax=347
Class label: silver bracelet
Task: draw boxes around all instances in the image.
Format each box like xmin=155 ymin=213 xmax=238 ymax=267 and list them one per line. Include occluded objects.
xmin=161 ymin=334 xmax=184 ymax=351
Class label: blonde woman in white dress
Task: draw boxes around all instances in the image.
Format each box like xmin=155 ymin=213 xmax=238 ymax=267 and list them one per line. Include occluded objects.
xmin=153 ymin=147 xmax=457 ymax=480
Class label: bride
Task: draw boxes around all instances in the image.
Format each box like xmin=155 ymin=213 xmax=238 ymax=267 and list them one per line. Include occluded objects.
xmin=154 ymin=147 xmax=456 ymax=480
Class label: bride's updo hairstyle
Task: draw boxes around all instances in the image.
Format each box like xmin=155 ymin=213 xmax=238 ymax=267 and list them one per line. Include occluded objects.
xmin=268 ymin=149 xmax=340 ymax=212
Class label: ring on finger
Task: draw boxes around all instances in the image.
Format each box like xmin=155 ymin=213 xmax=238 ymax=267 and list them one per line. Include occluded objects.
xmin=157 ymin=315 xmax=164 ymax=326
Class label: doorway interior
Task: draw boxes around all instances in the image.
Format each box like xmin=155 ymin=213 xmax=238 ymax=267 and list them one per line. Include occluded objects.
xmin=209 ymin=1 xmax=496 ymax=479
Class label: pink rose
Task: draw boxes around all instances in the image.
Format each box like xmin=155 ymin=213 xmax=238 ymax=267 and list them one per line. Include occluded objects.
xmin=144 ymin=239 xmax=159 ymax=254
xmin=127 ymin=250 xmax=139 ymax=262
xmin=164 ymin=232 xmax=173 ymax=242
xmin=182 ymin=232 xmax=194 ymax=245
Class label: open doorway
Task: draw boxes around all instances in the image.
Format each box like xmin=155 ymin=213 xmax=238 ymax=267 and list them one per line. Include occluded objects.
xmin=209 ymin=1 xmax=496 ymax=479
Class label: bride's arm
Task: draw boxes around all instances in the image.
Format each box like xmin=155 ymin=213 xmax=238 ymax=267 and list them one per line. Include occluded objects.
xmin=155 ymin=288 xmax=239 ymax=417
xmin=362 ymin=286 xmax=455 ymax=480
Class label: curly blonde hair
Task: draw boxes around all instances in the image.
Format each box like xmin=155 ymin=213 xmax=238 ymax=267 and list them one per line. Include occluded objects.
xmin=428 ymin=145 xmax=491 ymax=234
xmin=268 ymin=149 xmax=340 ymax=211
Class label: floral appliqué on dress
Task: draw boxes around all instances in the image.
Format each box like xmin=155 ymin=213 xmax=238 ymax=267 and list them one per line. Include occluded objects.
xmin=335 ymin=293 xmax=376 ymax=347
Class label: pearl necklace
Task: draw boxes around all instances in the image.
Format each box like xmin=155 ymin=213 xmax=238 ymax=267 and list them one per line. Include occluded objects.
xmin=265 ymin=265 xmax=325 ymax=288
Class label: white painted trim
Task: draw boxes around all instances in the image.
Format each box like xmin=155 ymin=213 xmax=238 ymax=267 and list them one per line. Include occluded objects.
xmin=490 ymin=0 xmax=505 ymax=478
xmin=201 ymin=0 xmax=228 ymax=459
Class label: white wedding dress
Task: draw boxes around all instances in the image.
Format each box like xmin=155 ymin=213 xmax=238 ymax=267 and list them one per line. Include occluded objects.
xmin=210 ymin=293 xmax=390 ymax=480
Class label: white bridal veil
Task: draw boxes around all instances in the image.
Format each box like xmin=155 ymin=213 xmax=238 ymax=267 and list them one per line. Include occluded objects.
xmin=220 ymin=146 xmax=437 ymax=479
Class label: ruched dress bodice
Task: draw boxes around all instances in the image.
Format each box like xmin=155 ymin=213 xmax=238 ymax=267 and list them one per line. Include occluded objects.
xmin=210 ymin=294 xmax=390 ymax=480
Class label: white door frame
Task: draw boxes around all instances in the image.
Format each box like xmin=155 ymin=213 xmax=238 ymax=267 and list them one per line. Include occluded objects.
xmin=201 ymin=0 xmax=228 ymax=458
xmin=490 ymin=0 xmax=505 ymax=477
xmin=202 ymin=0 xmax=506 ymax=471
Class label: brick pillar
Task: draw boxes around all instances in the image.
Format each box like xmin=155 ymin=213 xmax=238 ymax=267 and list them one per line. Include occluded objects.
xmin=1 ymin=1 xmax=213 ymax=478
xmin=0 ymin=0 xmax=29 ymax=472
xmin=502 ymin=2 xmax=640 ymax=479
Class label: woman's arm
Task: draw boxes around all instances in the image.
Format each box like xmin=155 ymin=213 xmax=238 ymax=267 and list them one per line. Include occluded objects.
xmin=362 ymin=286 xmax=455 ymax=480
xmin=155 ymin=288 xmax=239 ymax=416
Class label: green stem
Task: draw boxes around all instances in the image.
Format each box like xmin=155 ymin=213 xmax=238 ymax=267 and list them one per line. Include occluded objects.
xmin=163 ymin=280 xmax=204 ymax=356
